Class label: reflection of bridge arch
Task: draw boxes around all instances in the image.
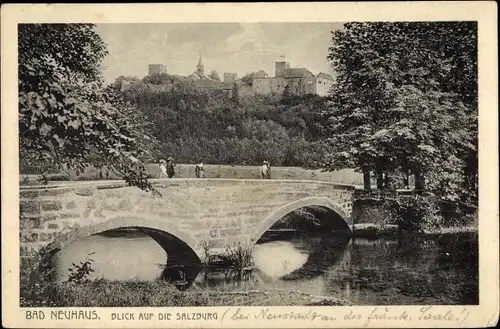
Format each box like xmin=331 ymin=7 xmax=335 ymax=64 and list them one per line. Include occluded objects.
xmin=39 ymin=216 xmax=202 ymax=285
xmin=252 ymin=197 xmax=351 ymax=243
xmin=281 ymin=233 xmax=351 ymax=281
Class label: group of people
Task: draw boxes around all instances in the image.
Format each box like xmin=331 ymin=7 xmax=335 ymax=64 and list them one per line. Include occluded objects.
xmin=158 ymin=157 xmax=177 ymax=178
xmin=158 ymin=158 xmax=271 ymax=179
xmin=158 ymin=158 xmax=205 ymax=178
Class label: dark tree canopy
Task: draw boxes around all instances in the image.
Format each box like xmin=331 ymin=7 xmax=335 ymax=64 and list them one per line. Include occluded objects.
xmin=208 ymin=70 xmax=221 ymax=81
xmin=19 ymin=24 xmax=157 ymax=190
xmin=323 ymin=22 xmax=477 ymax=202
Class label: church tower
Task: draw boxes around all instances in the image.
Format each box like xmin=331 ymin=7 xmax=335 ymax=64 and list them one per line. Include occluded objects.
xmin=196 ymin=55 xmax=204 ymax=76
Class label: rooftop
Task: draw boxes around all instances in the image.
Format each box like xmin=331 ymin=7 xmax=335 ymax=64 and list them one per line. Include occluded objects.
xmin=285 ymin=68 xmax=314 ymax=78
xmin=254 ymin=70 xmax=269 ymax=78
xmin=316 ymin=72 xmax=334 ymax=80
xmin=193 ymin=79 xmax=232 ymax=89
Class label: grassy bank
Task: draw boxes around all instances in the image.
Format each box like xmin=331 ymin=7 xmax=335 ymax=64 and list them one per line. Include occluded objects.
xmin=21 ymin=278 xmax=348 ymax=307
xmin=20 ymin=164 xmax=366 ymax=186
xmin=21 ymin=279 xmax=206 ymax=307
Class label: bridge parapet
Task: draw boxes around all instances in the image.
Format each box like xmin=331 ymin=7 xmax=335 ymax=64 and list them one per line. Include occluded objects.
xmin=19 ymin=179 xmax=355 ymax=261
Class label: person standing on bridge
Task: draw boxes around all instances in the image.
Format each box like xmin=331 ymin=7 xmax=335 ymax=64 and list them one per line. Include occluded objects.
xmin=166 ymin=157 xmax=175 ymax=178
xmin=195 ymin=160 xmax=205 ymax=178
xmin=259 ymin=161 xmax=271 ymax=179
xmin=158 ymin=159 xmax=169 ymax=178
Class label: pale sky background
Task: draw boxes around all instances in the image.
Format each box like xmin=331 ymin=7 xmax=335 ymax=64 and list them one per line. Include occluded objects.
xmin=95 ymin=23 xmax=344 ymax=84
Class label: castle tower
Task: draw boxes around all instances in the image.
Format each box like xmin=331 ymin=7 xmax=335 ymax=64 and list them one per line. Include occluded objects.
xmin=148 ymin=64 xmax=168 ymax=75
xmin=196 ymin=55 xmax=204 ymax=76
xmin=275 ymin=55 xmax=290 ymax=77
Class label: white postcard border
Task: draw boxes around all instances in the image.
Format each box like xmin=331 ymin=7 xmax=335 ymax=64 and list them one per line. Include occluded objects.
xmin=1 ymin=2 xmax=498 ymax=328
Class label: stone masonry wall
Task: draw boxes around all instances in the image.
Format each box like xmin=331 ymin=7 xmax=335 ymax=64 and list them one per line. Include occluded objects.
xmin=20 ymin=179 xmax=354 ymax=260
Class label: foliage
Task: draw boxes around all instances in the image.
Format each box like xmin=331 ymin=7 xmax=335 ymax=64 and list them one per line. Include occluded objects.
xmin=112 ymin=75 xmax=141 ymax=89
xmin=117 ymin=83 xmax=330 ymax=166
xmin=218 ymin=242 xmax=254 ymax=268
xmin=21 ymin=279 xmax=208 ymax=307
xmin=231 ymin=83 xmax=240 ymax=107
xmin=67 ymin=252 xmax=96 ymax=285
xmin=323 ymin=22 xmax=477 ymax=205
xmin=18 ymin=24 xmax=159 ymax=193
xmin=382 ymin=195 xmax=441 ymax=231
xmin=208 ymin=70 xmax=221 ymax=81
xmin=241 ymin=72 xmax=255 ymax=87
xmin=142 ymin=72 xmax=170 ymax=85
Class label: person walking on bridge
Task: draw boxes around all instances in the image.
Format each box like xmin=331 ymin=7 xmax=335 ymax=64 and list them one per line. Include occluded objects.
xmin=166 ymin=157 xmax=176 ymax=178
xmin=195 ymin=160 xmax=205 ymax=178
xmin=259 ymin=161 xmax=271 ymax=179
xmin=158 ymin=159 xmax=169 ymax=178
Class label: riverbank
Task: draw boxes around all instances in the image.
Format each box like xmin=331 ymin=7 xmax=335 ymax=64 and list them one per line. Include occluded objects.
xmin=352 ymin=223 xmax=478 ymax=239
xmin=21 ymin=279 xmax=349 ymax=307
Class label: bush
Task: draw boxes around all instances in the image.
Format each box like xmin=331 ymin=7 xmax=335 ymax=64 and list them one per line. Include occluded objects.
xmin=382 ymin=195 xmax=441 ymax=231
xmin=209 ymin=242 xmax=254 ymax=269
xmin=67 ymin=253 xmax=95 ymax=285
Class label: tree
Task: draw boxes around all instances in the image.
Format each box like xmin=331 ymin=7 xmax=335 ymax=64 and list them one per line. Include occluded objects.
xmin=142 ymin=72 xmax=170 ymax=85
xmin=241 ymin=72 xmax=255 ymax=87
xmin=324 ymin=22 xmax=477 ymax=201
xmin=208 ymin=70 xmax=220 ymax=81
xmin=112 ymin=75 xmax=141 ymax=90
xmin=18 ymin=24 xmax=158 ymax=192
xmin=231 ymin=83 xmax=240 ymax=107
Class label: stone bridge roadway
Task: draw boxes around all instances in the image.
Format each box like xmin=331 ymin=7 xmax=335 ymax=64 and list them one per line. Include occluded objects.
xmin=20 ymin=178 xmax=355 ymax=282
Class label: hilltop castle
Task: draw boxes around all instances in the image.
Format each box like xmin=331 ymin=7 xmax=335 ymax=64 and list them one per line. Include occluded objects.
xmin=124 ymin=55 xmax=334 ymax=97
xmin=252 ymin=57 xmax=333 ymax=97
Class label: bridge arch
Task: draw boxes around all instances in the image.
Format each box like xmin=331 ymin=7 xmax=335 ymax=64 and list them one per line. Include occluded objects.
xmin=38 ymin=216 xmax=202 ymax=286
xmin=251 ymin=196 xmax=351 ymax=243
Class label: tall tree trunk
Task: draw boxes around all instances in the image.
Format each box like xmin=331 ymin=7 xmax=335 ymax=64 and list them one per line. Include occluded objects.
xmin=402 ymin=169 xmax=409 ymax=188
xmin=385 ymin=171 xmax=393 ymax=191
xmin=376 ymin=168 xmax=384 ymax=190
xmin=363 ymin=169 xmax=371 ymax=193
xmin=414 ymin=170 xmax=425 ymax=193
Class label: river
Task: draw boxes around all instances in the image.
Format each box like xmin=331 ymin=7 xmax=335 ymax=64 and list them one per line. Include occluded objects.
xmin=52 ymin=227 xmax=478 ymax=305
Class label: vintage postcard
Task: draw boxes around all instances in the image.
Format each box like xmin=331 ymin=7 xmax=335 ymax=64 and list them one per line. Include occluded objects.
xmin=1 ymin=2 xmax=498 ymax=328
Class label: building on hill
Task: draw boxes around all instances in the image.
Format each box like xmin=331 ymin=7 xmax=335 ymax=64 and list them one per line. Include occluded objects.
xmin=251 ymin=58 xmax=334 ymax=96
xmin=128 ymin=55 xmax=330 ymax=97
xmin=193 ymin=79 xmax=231 ymax=91
xmin=315 ymin=72 xmax=334 ymax=96
xmin=275 ymin=57 xmax=291 ymax=77
xmin=148 ymin=64 xmax=168 ymax=75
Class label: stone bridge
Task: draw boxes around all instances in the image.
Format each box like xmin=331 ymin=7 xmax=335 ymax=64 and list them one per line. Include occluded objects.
xmin=20 ymin=179 xmax=355 ymax=281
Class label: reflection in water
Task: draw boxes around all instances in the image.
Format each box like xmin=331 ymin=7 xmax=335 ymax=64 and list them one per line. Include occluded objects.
xmin=281 ymin=231 xmax=351 ymax=281
xmin=253 ymin=241 xmax=309 ymax=278
xmin=52 ymin=231 xmax=166 ymax=282
xmin=52 ymin=228 xmax=478 ymax=305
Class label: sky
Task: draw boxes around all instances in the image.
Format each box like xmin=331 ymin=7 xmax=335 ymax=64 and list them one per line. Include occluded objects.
xmin=95 ymin=23 xmax=344 ymax=84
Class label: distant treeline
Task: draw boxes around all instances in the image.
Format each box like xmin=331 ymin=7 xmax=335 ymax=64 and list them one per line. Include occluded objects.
xmin=119 ymin=81 xmax=330 ymax=167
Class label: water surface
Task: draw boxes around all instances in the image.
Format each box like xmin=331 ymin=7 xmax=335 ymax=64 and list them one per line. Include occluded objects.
xmin=53 ymin=230 xmax=478 ymax=305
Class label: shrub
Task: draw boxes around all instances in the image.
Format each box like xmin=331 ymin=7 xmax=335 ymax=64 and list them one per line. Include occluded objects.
xmin=67 ymin=253 xmax=96 ymax=285
xmin=20 ymin=254 xmax=58 ymax=307
xmin=210 ymin=242 xmax=254 ymax=269
xmin=382 ymin=195 xmax=441 ymax=231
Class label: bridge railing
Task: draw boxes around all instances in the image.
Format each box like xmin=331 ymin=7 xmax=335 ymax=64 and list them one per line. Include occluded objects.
xmin=20 ymin=178 xmax=356 ymax=191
